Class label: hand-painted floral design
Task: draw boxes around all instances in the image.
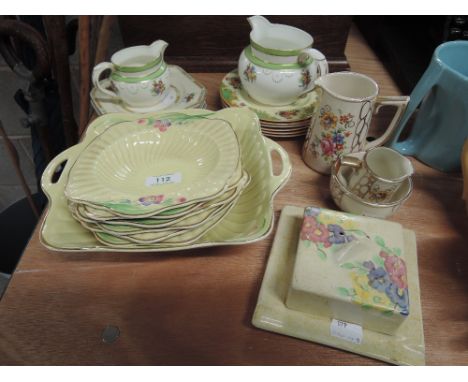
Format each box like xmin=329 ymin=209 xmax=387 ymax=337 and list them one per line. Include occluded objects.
xmin=138 ymin=194 xmax=165 ymax=206
xmin=300 ymin=207 xmax=357 ymax=260
xmin=380 ymin=250 xmax=407 ymax=289
xmin=314 ymin=106 xmax=355 ymax=163
xmin=338 ymin=236 xmax=409 ymax=316
xmin=320 ymin=110 xmax=338 ymax=130
xmin=278 ymin=110 xmax=299 ymax=119
xmin=243 ymin=64 xmax=257 ymax=83
xmin=299 ymin=69 xmax=312 ymax=89
xmin=151 ymin=80 xmax=166 ymax=96
xmin=184 ymin=92 xmax=195 ymax=103
xmin=177 ymin=196 xmax=187 ymax=204
xmin=228 ymin=76 xmax=242 ymax=89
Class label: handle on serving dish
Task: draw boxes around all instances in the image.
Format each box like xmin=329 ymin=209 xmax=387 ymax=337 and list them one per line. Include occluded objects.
xmin=264 ymin=138 xmax=292 ymax=192
xmin=41 ymin=144 xmax=82 ymax=196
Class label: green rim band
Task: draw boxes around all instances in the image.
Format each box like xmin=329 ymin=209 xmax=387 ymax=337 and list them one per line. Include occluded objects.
xmin=111 ymin=62 xmax=167 ymax=83
xmin=114 ymin=55 xmax=162 ymax=73
xmin=244 ymin=46 xmax=313 ymax=69
xmin=250 ymin=39 xmax=309 ymax=57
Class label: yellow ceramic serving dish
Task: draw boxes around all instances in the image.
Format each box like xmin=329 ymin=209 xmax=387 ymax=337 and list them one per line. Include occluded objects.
xmin=40 ymin=108 xmax=291 ymax=252
xmin=65 ymin=112 xmax=240 ymax=216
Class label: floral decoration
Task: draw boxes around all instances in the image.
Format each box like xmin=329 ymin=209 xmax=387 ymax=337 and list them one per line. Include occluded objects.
xmin=243 ymin=64 xmax=257 ymax=83
xmin=151 ymin=80 xmax=166 ymax=96
xmin=311 ymin=106 xmax=355 ymax=163
xmin=184 ymin=92 xmax=195 ymax=103
xmin=138 ymin=194 xmax=165 ymax=206
xmin=299 ymin=69 xmax=312 ymax=89
xmin=228 ymin=76 xmax=242 ymax=89
xmin=337 ymin=236 xmax=409 ymax=316
xmin=300 ymin=207 xmax=360 ymax=260
xmin=278 ymin=110 xmax=299 ymax=119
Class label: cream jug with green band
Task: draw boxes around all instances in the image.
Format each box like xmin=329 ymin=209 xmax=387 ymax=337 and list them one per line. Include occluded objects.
xmin=92 ymin=40 xmax=170 ymax=109
xmin=238 ymin=16 xmax=328 ymax=106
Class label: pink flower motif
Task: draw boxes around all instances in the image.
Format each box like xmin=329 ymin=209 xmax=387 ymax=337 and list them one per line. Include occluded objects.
xmin=300 ymin=215 xmax=331 ymax=247
xmin=177 ymin=196 xmax=187 ymax=203
xmin=152 ymin=119 xmax=171 ymax=132
xmin=138 ymin=194 xmax=164 ymax=206
xmin=320 ymin=137 xmax=334 ymax=157
xmin=380 ymin=251 xmax=408 ymax=289
xmin=137 ymin=119 xmax=146 ymax=125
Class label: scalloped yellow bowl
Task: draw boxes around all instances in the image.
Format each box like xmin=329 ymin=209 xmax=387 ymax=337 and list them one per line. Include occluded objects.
xmin=65 ymin=112 xmax=240 ymax=216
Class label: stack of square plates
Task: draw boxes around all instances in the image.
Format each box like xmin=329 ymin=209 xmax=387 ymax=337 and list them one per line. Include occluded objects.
xmin=220 ymin=70 xmax=318 ymax=138
xmin=62 ymin=111 xmax=252 ymax=248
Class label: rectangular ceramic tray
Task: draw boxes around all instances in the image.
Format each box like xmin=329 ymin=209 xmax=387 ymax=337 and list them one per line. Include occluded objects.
xmin=40 ymin=109 xmax=291 ymax=252
xmin=252 ymin=205 xmax=425 ymax=365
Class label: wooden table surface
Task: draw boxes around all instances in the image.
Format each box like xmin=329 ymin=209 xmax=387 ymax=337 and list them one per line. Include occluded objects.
xmin=0 ymin=26 xmax=467 ymax=365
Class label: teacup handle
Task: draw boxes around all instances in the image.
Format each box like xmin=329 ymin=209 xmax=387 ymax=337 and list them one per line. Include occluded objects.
xmin=92 ymin=62 xmax=119 ymax=98
xmin=298 ymin=48 xmax=329 ymax=78
xmin=365 ymin=95 xmax=410 ymax=150
xmin=340 ymin=155 xmax=362 ymax=169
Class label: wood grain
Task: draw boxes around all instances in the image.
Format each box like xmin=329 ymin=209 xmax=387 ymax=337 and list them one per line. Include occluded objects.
xmin=118 ymin=16 xmax=352 ymax=72
xmin=0 ymin=24 xmax=467 ymax=366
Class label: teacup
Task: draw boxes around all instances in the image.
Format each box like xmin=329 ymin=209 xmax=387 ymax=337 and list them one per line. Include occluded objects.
xmin=340 ymin=147 xmax=414 ymax=203
xmin=92 ymin=40 xmax=170 ymax=109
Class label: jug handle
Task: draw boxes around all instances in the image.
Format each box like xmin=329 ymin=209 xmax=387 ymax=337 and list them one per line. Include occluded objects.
xmin=365 ymin=96 xmax=409 ymax=150
xmin=92 ymin=62 xmax=119 ymax=98
xmin=386 ymin=65 xmax=442 ymax=154
xmin=298 ymin=48 xmax=329 ymax=78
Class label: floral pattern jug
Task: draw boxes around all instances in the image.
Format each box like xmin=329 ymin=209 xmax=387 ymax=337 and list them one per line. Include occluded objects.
xmin=302 ymin=72 xmax=409 ymax=174
xmin=238 ymin=16 xmax=328 ymax=106
xmin=92 ymin=40 xmax=170 ymax=108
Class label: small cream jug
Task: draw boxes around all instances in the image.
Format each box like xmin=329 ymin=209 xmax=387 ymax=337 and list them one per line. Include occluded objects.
xmin=92 ymin=40 xmax=170 ymax=108
xmin=302 ymin=72 xmax=409 ymax=174
xmin=238 ymin=16 xmax=328 ymax=106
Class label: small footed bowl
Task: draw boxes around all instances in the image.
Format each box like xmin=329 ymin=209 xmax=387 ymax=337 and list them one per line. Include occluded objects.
xmin=330 ymin=153 xmax=413 ymax=219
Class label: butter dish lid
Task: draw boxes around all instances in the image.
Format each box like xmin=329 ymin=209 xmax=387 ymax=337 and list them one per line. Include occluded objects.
xmin=294 ymin=206 xmax=409 ymax=318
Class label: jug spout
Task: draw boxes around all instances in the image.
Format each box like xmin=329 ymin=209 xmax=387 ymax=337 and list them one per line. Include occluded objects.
xmin=149 ymin=40 xmax=168 ymax=60
xmin=247 ymin=15 xmax=271 ymax=32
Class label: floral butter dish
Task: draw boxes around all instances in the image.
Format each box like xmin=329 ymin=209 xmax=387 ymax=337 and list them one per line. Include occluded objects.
xmin=287 ymin=206 xmax=408 ymax=335
xmin=252 ymin=205 xmax=425 ymax=365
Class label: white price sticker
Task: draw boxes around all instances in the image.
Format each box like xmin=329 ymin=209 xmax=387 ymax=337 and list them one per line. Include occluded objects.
xmin=330 ymin=319 xmax=363 ymax=345
xmin=145 ymin=172 xmax=182 ymax=187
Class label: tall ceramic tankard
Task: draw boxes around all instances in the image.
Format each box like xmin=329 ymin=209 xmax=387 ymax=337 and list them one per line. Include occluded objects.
xmin=387 ymin=41 xmax=468 ymax=172
xmin=302 ymin=72 xmax=409 ymax=174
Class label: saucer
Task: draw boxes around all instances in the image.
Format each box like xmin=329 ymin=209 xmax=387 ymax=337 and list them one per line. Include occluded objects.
xmin=220 ymin=70 xmax=318 ymax=123
xmin=91 ymin=65 xmax=207 ymax=115
xmin=252 ymin=205 xmax=425 ymax=365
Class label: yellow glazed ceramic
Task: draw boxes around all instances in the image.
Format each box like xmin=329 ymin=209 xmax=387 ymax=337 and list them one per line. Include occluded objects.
xmin=72 ymin=172 xmax=250 ymax=245
xmin=40 ymin=108 xmax=291 ymax=252
xmin=287 ymin=206 xmax=409 ymax=335
xmin=252 ymin=205 xmax=425 ymax=365
xmin=69 ymin=172 xmax=248 ymax=233
xmin=71 ymin=160 xmax=244 ymax=221
xmin=65 ymin=113 xmax=240 ymax=215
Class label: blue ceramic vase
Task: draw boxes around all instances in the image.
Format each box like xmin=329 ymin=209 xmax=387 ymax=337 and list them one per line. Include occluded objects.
xmin=387 ymin=41 xmax=468 ymax=172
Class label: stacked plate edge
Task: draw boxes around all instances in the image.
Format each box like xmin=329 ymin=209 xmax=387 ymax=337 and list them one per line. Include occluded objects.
xmin=63 ymin=110 xmax=250 ymax=248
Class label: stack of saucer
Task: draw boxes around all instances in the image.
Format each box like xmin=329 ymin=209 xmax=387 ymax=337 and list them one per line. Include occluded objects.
xmin=64 ymin=111 xmax=249 ymax=248
xmin=220 ymin=70 xmax=318 ymax=138
xmin=91 ymin=65 xmax=207 ymax=115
